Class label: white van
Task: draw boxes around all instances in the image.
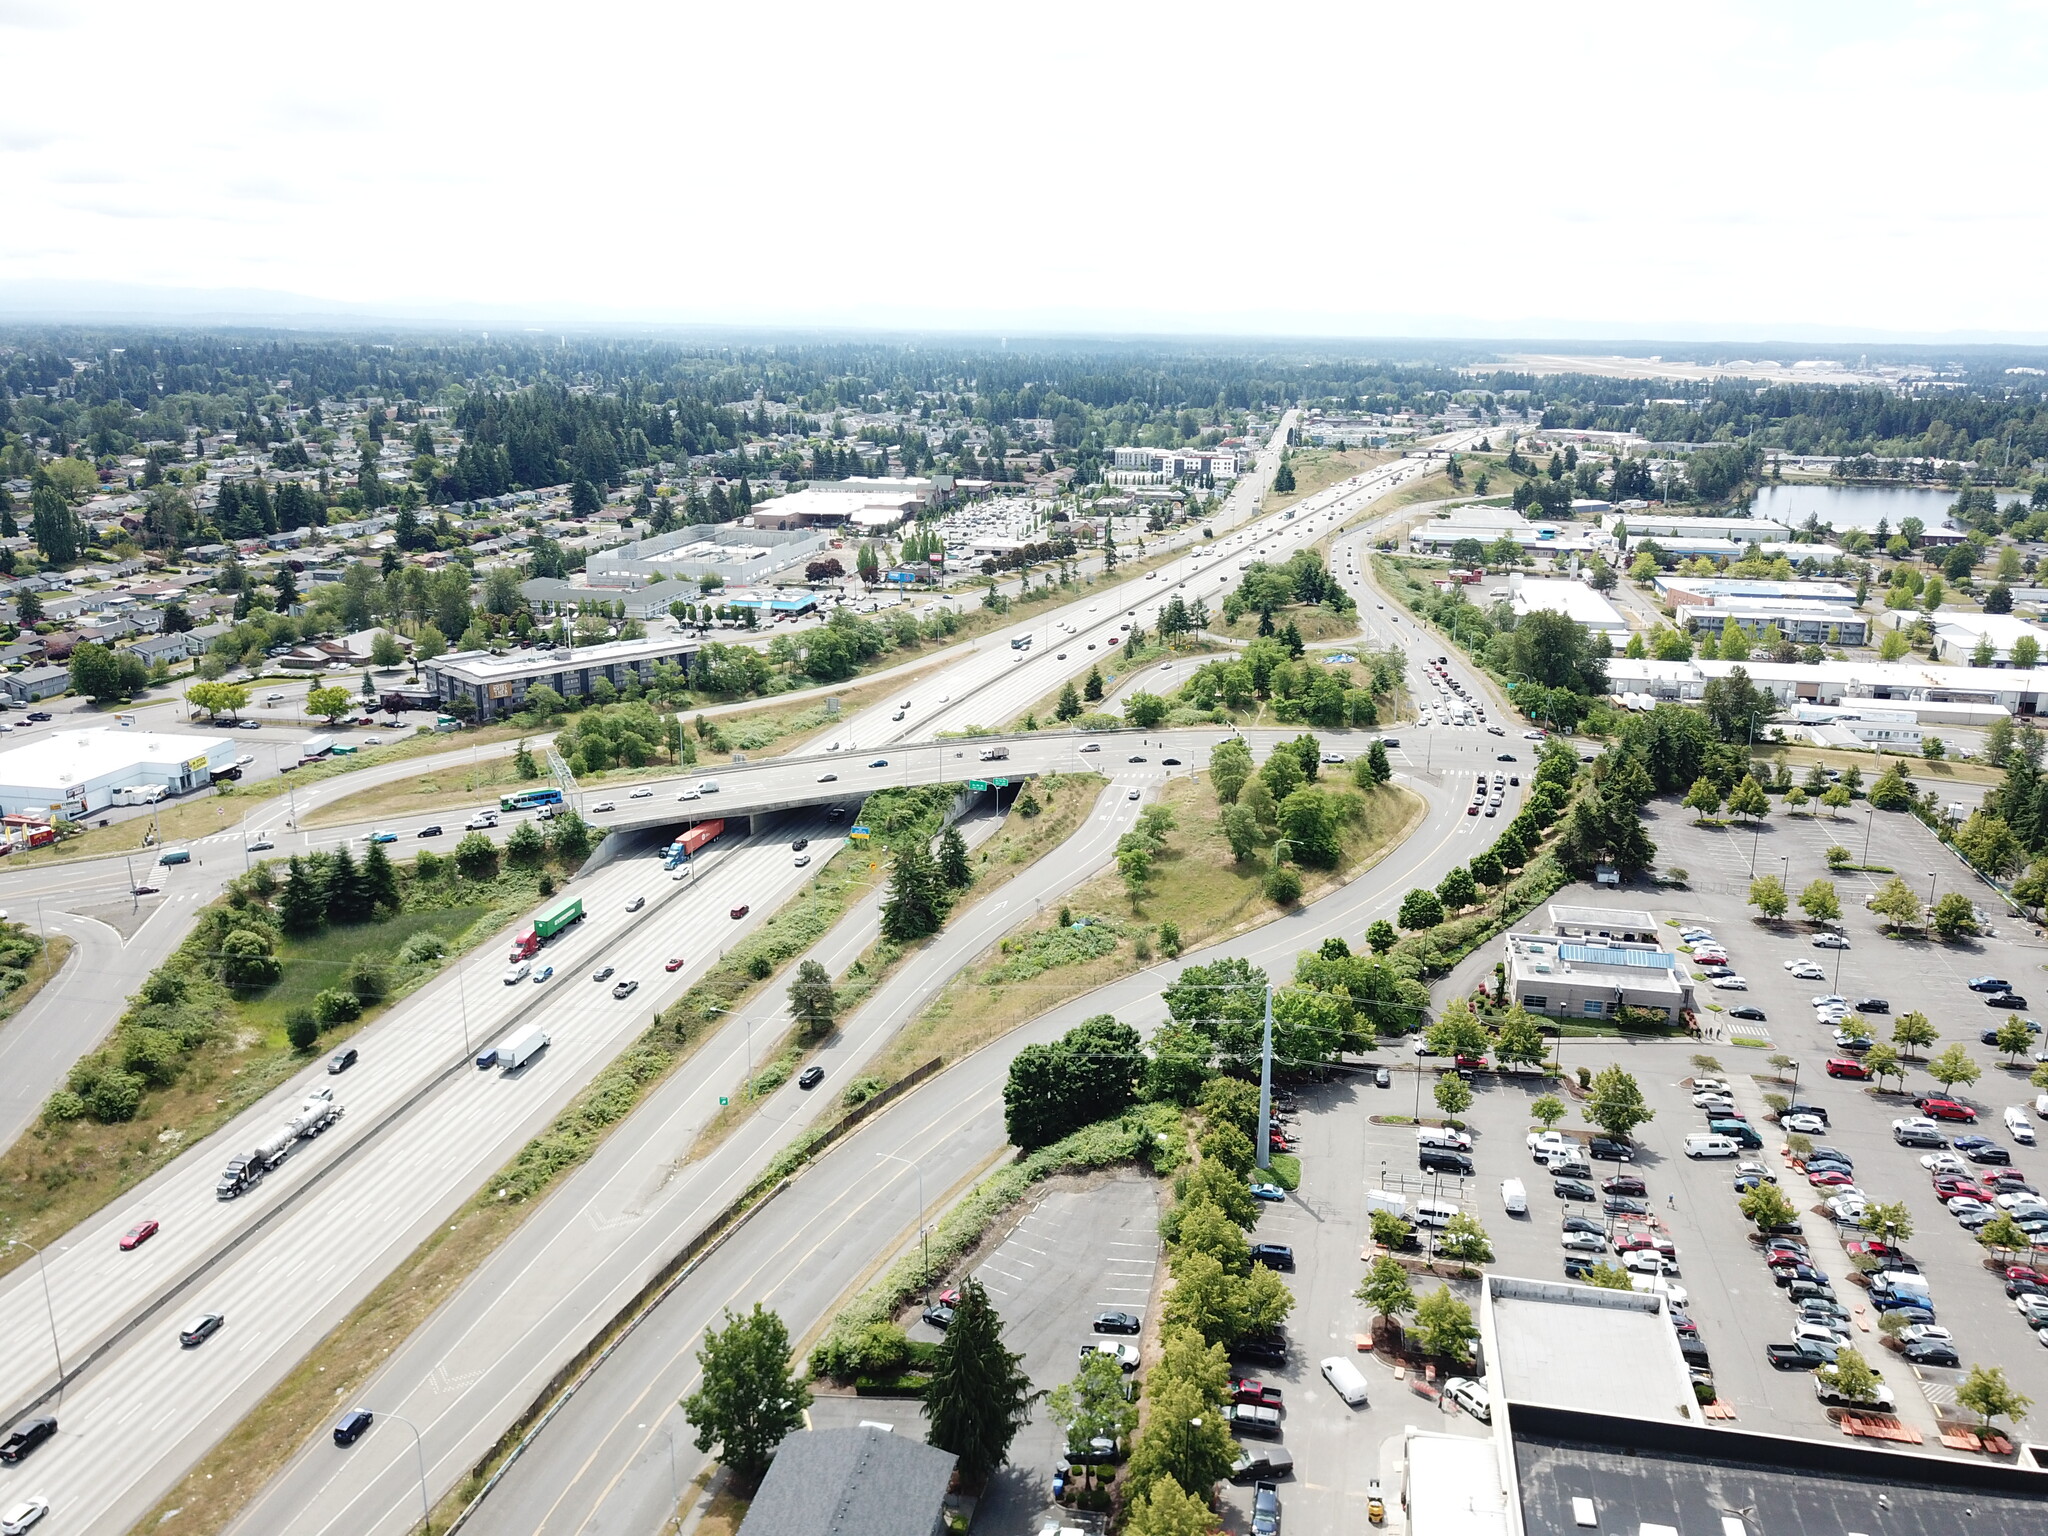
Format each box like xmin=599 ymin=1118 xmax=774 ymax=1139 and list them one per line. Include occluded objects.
xmin=1411 ymin=1198 xmax=1460 ymax=1229
xmin=1320 ymin=1355 xmax=1371 ymax=1407
xmin=1500 ymin=1178 xmax=1528 ymax=1215
xmin=1684 ymin=1133 xmax=1738 ymax=1160
xmin=2005 ymin=1106 xmax=2037 ymax=1146
xmin=697 ymin=780 xmax=720 ymax=794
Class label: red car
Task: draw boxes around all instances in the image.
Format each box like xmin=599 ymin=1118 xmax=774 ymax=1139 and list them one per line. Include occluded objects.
xmin=1824 ymin=1057 xmax=1871 ymax=1079
xmin=119 ymin=1218 xmax=159 ymax=1251
xmin=1454 ymin=1054 xmax=1488 ymax=1070
xmin=1615 ymin=1231 xmax=1675 ymax=1257
xmin=1807 ymin=1169 xmax=1856 ymax=1188
xmin=664 ymin=956 xmax=686 ymax=972
xmin=1231 ymin=1377 xmax=1284 ymax=1408
xmin=1917 ymin=1097 xmax=1978 ymax=1122
xmin=1465 ymin=804 xmax=1480 ymax=816
xmin=2005 ymin=1265 xmax=2048 ymax=1286
xmin=1765 ymin=1248 xmax=1811 ymax=1268
xmin=729 ymin=904 xmax=750 ymax=920
xmin=1845 ymin=1240 xmax=1907 ymax=1262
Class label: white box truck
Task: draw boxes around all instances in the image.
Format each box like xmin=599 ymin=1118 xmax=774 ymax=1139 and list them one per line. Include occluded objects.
xmin=495 ymin=1025 xmax=550 ymax=1071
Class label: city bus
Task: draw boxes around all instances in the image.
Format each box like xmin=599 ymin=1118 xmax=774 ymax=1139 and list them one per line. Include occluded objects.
xmin=500 ymin=787 xmax=565 ymax=813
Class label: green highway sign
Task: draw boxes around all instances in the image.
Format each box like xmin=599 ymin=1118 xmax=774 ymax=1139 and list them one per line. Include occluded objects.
xmin=970 ymin=780 xmax=988 ymax=791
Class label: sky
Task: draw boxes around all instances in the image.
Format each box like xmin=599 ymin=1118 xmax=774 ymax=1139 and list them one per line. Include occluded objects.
xmin=3 ymin=0 xmax=2047 ymax=339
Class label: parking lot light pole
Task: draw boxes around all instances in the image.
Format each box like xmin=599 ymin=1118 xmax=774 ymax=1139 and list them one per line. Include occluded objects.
xmin=1257 ymin=983 xmax=1275 ymax=1173
xmin=1861 ymin=809 xmax=1876 ymax=869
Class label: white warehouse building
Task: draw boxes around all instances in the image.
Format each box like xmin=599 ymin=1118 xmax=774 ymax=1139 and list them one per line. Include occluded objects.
xmin=0 ymin=728 xmax=238 ymax=818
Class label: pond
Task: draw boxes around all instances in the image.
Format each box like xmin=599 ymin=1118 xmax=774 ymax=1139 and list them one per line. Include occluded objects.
xmin=1750 ymin=483 xmax=2023 ymax=534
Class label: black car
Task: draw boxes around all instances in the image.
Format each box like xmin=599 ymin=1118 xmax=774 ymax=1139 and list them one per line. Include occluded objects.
xmin=1729 ymin=1006 xmax=1767 ymax=1021
xmin=0 ymin=1415 xmax=55 ymax=1463
xmin=1094 ymin=1311 xmax=1141 ymax=1335
xmin=1162 ymin=757 xmax=1181 ymax=766
xmin=1904 ymin=1338 xmax=1961 ymax=1368
xmin=1969 ymin=977 xmax=2014 ymax=993
xmin=1496 ymin=753 xmax=1516 ymax=762
xmin=333 ymin=1409 xmax=374 ymax=1446
xmin=921 ymin=1304 xmax=956 ymax=1330
xmin=1605 ymin=1195 xmax=1650 ymax=1216
xmin=1601 ymin=1175 xmax=1647 ymax=1196
xmin=1249 ymin=1243 xmax=1295 ymax=1271
xmin=1966 ymin=1143 xmax=2013 ymax=1165
xmin=1229 ymin=1332 xmax=1287 ymax=1367
xmin=1128 ymin=755 xmax=1148 ymax=763
xmin=1588 ymin=1137 xmax=1635 ymax=1162
xmin=797 ymin=1065 xmax=825 ymax=1090
xmin=1785 ymin=1103 xmax=1830 ymax=1126
xmin=1563 ymin=1255 xmax=1598 ymax=1279
xmin=417 ymin=824 xmax=443 ymax=837
xmin=327 ymin=1046 xmax=358 ymax=1074
xmin=1988 ymin=993 xmax=2030 ymax=1009
xmin=1562 ymin=1214 xmax=1605 ymax=1235
xmin=1857 ymin=998 xmax=1890 ymax=1014
xmin=1554 ymin=1178 xmax=1597 ymax=1201
xmin=24 ymin=711 xmax=50 ymax=722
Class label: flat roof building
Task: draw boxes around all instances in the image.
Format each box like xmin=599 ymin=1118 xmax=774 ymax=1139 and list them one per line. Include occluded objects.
xmin=1607 ymin=514 xmax=1790 ymax=543
xmin=1501 ymin=577 xmax=1629 ymax=638
xmin=0 ymin=727 xmax=236 ymax=817
xmin=1681 ymin=599 xmax=1870 ymax=647
xmin=1602 ymin=656 xmax=2029 ymax=722
xmin=423 ymin=635 xmax=702 ymax=720
xmin=586 ymin=523 xmax=829 ymax=584
xmin=1503 ymin=926 xmax=1692 ymax=1022
xmin=1655 ymin=576 xmax=1857 ymax=606
xmin=1929 ymin=612 xmax=2048 ymax=665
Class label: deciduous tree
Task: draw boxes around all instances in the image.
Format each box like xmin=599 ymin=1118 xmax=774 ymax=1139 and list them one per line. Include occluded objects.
xmin=681 ymin=1304 xmax=810 ymax=1492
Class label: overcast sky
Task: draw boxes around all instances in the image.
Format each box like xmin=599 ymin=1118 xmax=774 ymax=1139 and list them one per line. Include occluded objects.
xmin=2 ymin=0 xmax=2044 ymax=339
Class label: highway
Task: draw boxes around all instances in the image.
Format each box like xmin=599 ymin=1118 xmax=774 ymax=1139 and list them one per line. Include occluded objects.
xmin=0 ymin=425 xmax=1485 ymax=1535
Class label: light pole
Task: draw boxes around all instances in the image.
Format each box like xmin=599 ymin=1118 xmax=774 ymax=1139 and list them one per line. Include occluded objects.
xmin=877 ymin=1151 xmax=930 ymax=1304
xmin=1861 ymin=808 xmax=1876 ymax=870
xmin=362 ymin=1409 xmax=432 ymax=1534
xmin=4 ymin=1235 xmax=64 ymax=1401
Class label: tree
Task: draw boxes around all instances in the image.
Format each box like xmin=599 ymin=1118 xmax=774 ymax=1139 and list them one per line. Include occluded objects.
xmin=1867 ymin=761 xmax=1914 ymax=811
xmin=1869 ymin=876 xmax=1924 ymax=931
xmin=285 ymin=1006 xmax=319 ymax=1052
xmin=1398 ymin=887 xmax=1444 ymax=930
xmin=187 ymin=681 xmax=251 ymax=721
xmin=1356 ymin=1254 xmax=1416 ymax=1329
xmin=1820 ymin=783 xmax=1852 ymax=818
xmin=1798 ymin=879 xmax=1841 ymax=924
xmin=1054 ymin=681 xmax=1082 ymax=721
xmin=1531 ymin=1093 xmax=1566 ymax=1129
xmin=937 ymin=826 xmax=973 ymax=890
xmin=880 ymin=839 xmax=946 ymax=941
xmin=361 ymin=839 xmax=400 ymax=913
xmin=1047 ymin=1352 xmax=1138 ymax=1463
xmin=1436 ymin=1211 xmax=1494 ymax=1271
xmin=1955 ymin=1364 xmax=2034 ymax=1431
xmin=681 ymin=1303 xmax=810 ymax=1493
xmin=1124 ymin=691 xmax=1169 ymax=729
xmin=1748 ymin=875 xmax=1789 ymax=920
xmin=1980 ymin=1212 xmax=2033 ymax=1256
xmin=1822 ymin=1346 xmax=1884 ymax=1405
xmin=1365 ymin=919 xmax=1397 ymax=954
xmin=1892 ymin=1011 xmax=1938 ymax=1059
xmin=924 ymin=1277 xmax=1036 ymax=1484
xmin=787 ymin=960 xmax=836 ymax=1031
xmin=1434 ymin=1074 xmax=1473 ymax=1120
xmin=306 ymin=684 xmax=353 ymax=722
xmin=1861 ymin=1200 xmax=1913 ymax=1244
xmin=1739 ymin=1182 xmax=1797 ymax=1229
xmin=278 ymin=856 xmax=327 ymax=933
xmin=1495 ymin=1009 xmax=1547 ymax=1069
xmin=1862 ymin=1042 xmax=1904 ymax=1090
xmin=1364 ymin=739 xmax=1392 ymax=786
xmin=1727 ymin=775 xmax=1770 ymax=823
xmin=1583 ymin=1262 xmax=1635 ymax=1291
xmin=69 ymin=642 xmax=130 ymax=703
xmin=504 ymin=820 xmax=546 ymax=870
xmin=1682 ymin=777 xmax=1723 ymax=821
xmin=1927 ymin=1043 xmax=1982 ymax=1093
xmin=1411 ymin=1285 xmax=1478 ymax=1362
xmin=1437 ymin=865 xmax=1477 ymax=911
xmin=218 ymin=928 xmax=281 ymax=989
xmin=454 ymin=830 xmax=499 ymax=881
xmin=1583 ymin=1064 xmax=1653 ymax=1141
xmin=1932 ymin=891 xmax=1981 ymax=940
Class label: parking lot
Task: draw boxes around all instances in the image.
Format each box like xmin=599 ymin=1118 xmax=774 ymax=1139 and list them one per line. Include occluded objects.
xmin=1411 ymin=796 xmax=2048 ymax=1456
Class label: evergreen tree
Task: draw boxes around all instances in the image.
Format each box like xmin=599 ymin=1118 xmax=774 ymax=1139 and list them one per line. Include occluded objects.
xmin=361 ymin=840 xmax=400 ymax=914
xmin=1083 ymin=666 xmax=1104 ymax=703
xmin=938 ymin=826 xmax=973 ymax=889
xmin=324 ymin=846 xmax=370 ymax=923
xmin=1055 ymin=680 xmax=1082 ymax=721
xmin=278 ymin=856 xmax=327 ymax=934
xmin=880 ymin=839 xmax=946 ymax=941
xmin=924 ymin=1278 xmax=1038 ymax=1485
xmin=1365 ymin=739 xmax=1391 ymax=785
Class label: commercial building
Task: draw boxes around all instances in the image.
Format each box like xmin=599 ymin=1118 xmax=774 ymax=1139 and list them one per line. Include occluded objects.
xmin=1501 ymin=906 xmax=1693 ymax=1022
xmin=1502 ymin=577 xmax=1630 ymax=640
xmin=423 ymin=635 xmax=701 ymax=719
xmin=750 ymin=489 xmax=921 ymax=532
xmin=1602 ymin=656 xmax=2026 ymax=722
xmin=1929 ymin=612 xmax=2048 ymax=665
xmin=585 ymin=523 xmax=830 ymax=585
xmin=1680 ymin=599 xmax=1870 ymax=647
xmin=0 ymin=727 xmax=237 ymax=817
xmin=1655 ymin=576 xmax=1858 ymax=607
xmin=735 ymin=1426 xmax=955 ymax=1536
xmin=518 ymin=579 xmax=675 ymax=621
xmin=1606 ymin=514 xmax=1791 ymax=544
xmin=1399 ymin=1270 xmax=2048 ymax=1536
xmin=1408 ymin=507 xmax=1613 ymax=559
xmin=1108 ymin=445 xmax=1243 ymax=480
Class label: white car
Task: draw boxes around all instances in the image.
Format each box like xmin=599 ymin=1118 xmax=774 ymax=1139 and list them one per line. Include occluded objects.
xmin=1795 ymin=1319 xmax=1852 ymax=1346
xmin=1080 ymin=1340 xmax=1141 ymax=1371
xmin=1622 ymin=1249 xmax=1679 ymax=1276
xmin=1783 ymin=1113 xmax=1828 ymax=1135
xmin=1692 ymin=1089 xmax=1735 ymax=1109
xmin=1896 ymin=1324 xmax=1953 ymax=1347
xmin=1919 ymin=1151 xmax=1968 ymax=1174
xmin=1812 ymin=994 xmax=1849 ymax=1008
xmin=1788 ymin=963 xmax=1827 ymax=981
xmin=0 ymin=1499 xmax=49 ymax=1536
xmin=1693 ymin=1077 xmax=1731 ymax=1095
xmin=1709 ymin=975 xmax=1748 ymax=990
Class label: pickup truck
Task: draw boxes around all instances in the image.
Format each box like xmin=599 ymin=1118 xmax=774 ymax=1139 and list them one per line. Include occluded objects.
xmin=1766 ymin=1339 xmax=1839 ymax=1370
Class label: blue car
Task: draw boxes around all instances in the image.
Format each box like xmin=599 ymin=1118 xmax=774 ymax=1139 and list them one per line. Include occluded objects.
xmin=1250 ymin=1183 xmax=1286 ymax=1202
xmin=367 ymin=829 xmax=398 ymax=844
xmin=531 ymin=965 xmax=555 ymax=984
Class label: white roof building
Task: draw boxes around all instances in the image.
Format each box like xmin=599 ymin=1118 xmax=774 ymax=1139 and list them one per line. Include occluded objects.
xmin=1502 ymin=577 xmax=1629 ymax=638
xmin=1929 ymin=612 xmax=2048 ymax=665
xmin=0 ymin=728 xmax=237 ymax=818
xmin=1603 ymin=656 xmax=2023 ymax=724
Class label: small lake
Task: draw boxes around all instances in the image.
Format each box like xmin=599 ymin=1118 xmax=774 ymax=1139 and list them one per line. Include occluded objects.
xmin=1750 ymin=483 xmax=2024 ymax=534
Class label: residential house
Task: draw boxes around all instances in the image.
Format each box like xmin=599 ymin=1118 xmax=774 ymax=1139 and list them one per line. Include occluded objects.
xmin=734 ymin=1427 xmax=955 ymax=1536
xmin=2 ymin=665 xmax=69 ymax=702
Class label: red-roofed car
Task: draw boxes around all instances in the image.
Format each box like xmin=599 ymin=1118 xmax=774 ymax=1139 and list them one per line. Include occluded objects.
xmin=1825 ymin=1057 xmax=1871 ymax=1079
xmin=1916 ymin=1097 xmax=1978 ymax=1122
xmin=119 ymin=1218 xmax=159 ymax=1251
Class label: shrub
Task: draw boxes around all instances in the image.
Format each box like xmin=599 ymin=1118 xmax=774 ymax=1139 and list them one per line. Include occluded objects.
xmin=286 ymin=1007 xmax=320 ymax=1052
xmin=397 ymin=932 xmax=447 ymax=965
xmin=40 ymin=1090 xmax=86 ymax=1124
xmin=346 ymin=955 xmax=390 ymax=1001
xmin=314 ymin=988 xmax=363 ymax=1026
xmin=747 ymin=953 xmax=774 ymax=980
xmin=1265 ymin=866 xmax=1304 ymax=905
xmin=841 ymin=1075 xmax=884 ymax=1108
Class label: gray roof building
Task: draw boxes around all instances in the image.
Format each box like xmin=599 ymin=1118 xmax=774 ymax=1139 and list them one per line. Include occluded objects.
xmin=2 ymin=665 xmax=70 ymax=702
xmin=736 ymin=1427 xmax=954 ymax=1536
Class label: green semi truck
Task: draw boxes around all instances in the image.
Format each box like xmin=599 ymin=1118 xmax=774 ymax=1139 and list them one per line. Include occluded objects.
xmin=510 ymin=895 xmax=584 ymax=959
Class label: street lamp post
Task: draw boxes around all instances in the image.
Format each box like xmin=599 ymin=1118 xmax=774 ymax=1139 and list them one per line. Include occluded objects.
xmin=362 ymin=1410 xmax=432 ymax=1534
xmin=4 ymin=1235 xmax=64 ymax=1401
xmin=877 ymin=1152 xmax=930 ymax=1304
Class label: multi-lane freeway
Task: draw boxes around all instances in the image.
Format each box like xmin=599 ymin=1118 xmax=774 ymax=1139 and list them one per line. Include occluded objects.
xmin=0 ymin=422 xmax=1523 ymax=1536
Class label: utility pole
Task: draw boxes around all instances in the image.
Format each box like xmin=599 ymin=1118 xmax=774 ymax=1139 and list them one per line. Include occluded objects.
xmin=1257 ymin=984 xmax=1274 ymax=1172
